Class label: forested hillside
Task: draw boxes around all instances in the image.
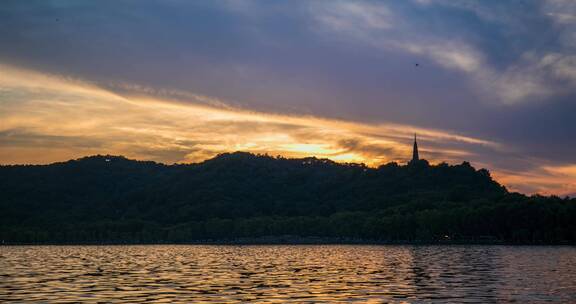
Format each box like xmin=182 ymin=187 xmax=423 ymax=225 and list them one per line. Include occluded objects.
xmin=1 ymin=152 xmax=574 ymax=244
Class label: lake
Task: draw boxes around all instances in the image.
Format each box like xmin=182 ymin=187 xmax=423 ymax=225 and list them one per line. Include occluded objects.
xmin=1 ymin=245 xmax=575 ymax=303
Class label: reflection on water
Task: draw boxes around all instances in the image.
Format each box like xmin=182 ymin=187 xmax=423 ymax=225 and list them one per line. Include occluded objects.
xmin=1 ymin=245 xmax=575 ymax=303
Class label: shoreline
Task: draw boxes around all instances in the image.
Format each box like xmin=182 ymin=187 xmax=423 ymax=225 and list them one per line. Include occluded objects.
xmin=2 ymin=238 xmax=574 ymax=246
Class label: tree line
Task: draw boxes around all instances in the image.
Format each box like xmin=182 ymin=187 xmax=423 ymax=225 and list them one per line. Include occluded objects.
xmin=0 ymin=152 xmax=574 ymax=244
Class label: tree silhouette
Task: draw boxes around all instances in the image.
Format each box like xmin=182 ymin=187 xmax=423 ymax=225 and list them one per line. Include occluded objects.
xmin=0 ymin=152 xmax=574 ymax=244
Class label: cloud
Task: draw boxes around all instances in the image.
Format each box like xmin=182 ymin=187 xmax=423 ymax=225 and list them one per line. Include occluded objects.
xmin=540 ymin=53 xmax=576 ymax=84
xmin=0 ymin=2 xmax=575 ymax=196
xmin=494 ymin=164 xmax=576 ymax=197
xmin=0 ymin=64 xmax=488 ymax=165
xmin=310 ymin=0 xmax=576 ymax=105
xmin=312 ymin=1 xmax=394 ymax=33
xmin=544 ymin=0 xmax=576 ymax=22
xmin=0 ymin=128 xmax=104 ymax=149
xmin=1 ymin=63 xmax=575 ymax=195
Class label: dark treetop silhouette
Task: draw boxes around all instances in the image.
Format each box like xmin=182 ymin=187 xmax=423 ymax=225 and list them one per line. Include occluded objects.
xmin=0 ymin=139 xmax=575 ymax=244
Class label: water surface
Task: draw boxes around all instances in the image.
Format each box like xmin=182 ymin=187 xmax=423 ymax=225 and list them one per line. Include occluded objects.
xmin=1 ymin=245 xmax=575 ymax=303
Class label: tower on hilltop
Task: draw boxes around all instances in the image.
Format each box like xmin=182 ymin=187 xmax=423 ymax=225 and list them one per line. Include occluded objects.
xmin=412 ymin=133 xmax=419 ymax=163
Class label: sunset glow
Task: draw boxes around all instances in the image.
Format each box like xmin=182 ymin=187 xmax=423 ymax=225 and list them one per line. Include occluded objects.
xmin=2 ymin=3 xmax=576 ymax=303
xmin=0 ymin=64 xmax=574 ymax=195
xmin=1 ymin=1 xmax=575 ymax=196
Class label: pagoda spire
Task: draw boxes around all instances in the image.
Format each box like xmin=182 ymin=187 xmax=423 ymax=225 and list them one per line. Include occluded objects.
xmin=412 ymin=133 xmax=419 ymax=162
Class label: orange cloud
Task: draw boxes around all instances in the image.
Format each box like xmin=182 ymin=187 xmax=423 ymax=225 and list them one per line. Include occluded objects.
xmin=1 ymin=63 xmax=574 ymax=196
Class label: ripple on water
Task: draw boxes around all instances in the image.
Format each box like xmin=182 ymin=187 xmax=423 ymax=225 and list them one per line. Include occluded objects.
xmin=1 ymin=245 xmax=576 ymax=303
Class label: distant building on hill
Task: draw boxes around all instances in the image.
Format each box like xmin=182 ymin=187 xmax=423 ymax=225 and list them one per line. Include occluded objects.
xmin=412 ymin=133 xmax=419 ymax=162
xmin=409 ymin=133 xmax=427 ymax=166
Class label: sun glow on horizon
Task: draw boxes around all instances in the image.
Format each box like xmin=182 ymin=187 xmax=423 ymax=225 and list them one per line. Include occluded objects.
xmin=0 ymin=63 xmax=575 ymax=196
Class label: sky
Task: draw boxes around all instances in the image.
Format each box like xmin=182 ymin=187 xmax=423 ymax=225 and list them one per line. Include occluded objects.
xmin=1 ymin=0 xmax=575 ymax=196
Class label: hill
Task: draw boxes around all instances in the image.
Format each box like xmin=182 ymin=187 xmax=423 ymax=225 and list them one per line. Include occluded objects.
xmin=1 ymin=152 xmax=575 ymax=244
